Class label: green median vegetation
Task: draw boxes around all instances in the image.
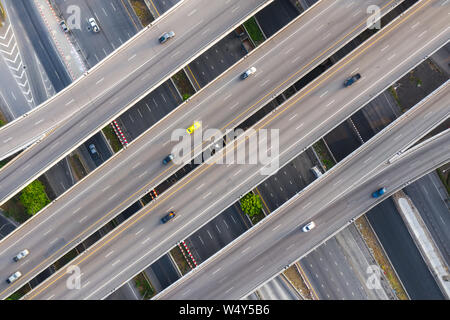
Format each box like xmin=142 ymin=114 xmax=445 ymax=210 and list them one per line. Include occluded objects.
xmin=313 ymin=140 xmax=336 ymax=170
xmin=102 ymin=124 xmax=123 ymax=153
xmin=19 ymin=180 xmax=50 ymax=216
xmin=243 ymin=17 xmax=265 ymax=46
xmin=240 ymin=192 xmax=262 ymax=217
xmin=130 ymin=0 xmax=154 ymax=26
xmin=0 ymin=2 xmax=5 ymax=26
xmin=133 ymin=272 xmax=155 ymax=299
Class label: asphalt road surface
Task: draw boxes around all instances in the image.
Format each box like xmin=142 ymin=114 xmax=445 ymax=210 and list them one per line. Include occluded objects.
xmin=300 ymin=224 xmax=393 ymax=299
xmin=53 ymin=0 xmax=140 ymax=68
xmin=404 ymin=173 xmax=450 ymax=267
xmin=5 ymin=0 xmax=71 ymax=94
xmin=366 ymin=197 xmax=444 ymax=299
xmin=256 ymin=275 xmax=300 ymax=300
xmin=156 ymin=100 xmax=449 ymax=300
xmin=0 ymin=0 xmax=406 ymax=298
xmin=24 ymin=71 xmax=450 ymax=299
xmin=0 ymin=0 xmax=272 ymax=161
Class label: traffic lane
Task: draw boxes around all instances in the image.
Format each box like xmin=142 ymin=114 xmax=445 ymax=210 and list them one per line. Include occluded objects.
xmin=106 ymin=280 xmax=140 ymax=300
xmin=0 ymin=0 xmax=272 ymax=159
xmin=26 ymin=82 xmax=450 ymax=300
xmin=118 ymin=81 xmax=182 ymax=141
xmin=43 ymin=158 xmax=76 ymax=197
xmin=54 ymin=0 xmax=139 ymax=68
xmin=0 ymin=54 xmax=33 ymax=120
xmin=257 ymin=275 xmax=299 ymax=300
xmin=367 ymin=198 xmax=444 ymax=299
xmin=158 ymin=128 xmax=450 ymax=300
xmin=5 ymin=0 xmax=71 ymax=92
xmin=325 ymin=121 xmax=363 ymax=162
xmin=83 ymin=131 xmax=114 ymax=167
xmin=354 ymin=90 xmax=401 ymax=140
xmin=0 ymin=0 xmax=275 ymax=198
xmin=188 ymin=32 xmax=248 ymax=88
xmin=257 ymin=149 xmax=318 ymax=212
xmin=404 ymin=173 xmax=450 ymax=266
xmin=186 ymin=205 xmax=249 ymax=263
xmin=150 ymin=0 xmax=181 ymax=16
xmin=300 ymin=237 xmax=368 ymax=299
xmin=0 ymin=214 xmax=16 ymax=240
xmin=2 ymin=0 xmax=441 ymax=296
xmin=0 ymin=0 xmax=398 ymax=201
xmin=0 ymin=0 xmax=394 ymax=252
xmin=255 ymin=0 xmax=300 ymax=38
xmin=144 ymin=254 xmax=181 ymax=292
xmin=0 ymin=3 xmax=48 ymax=110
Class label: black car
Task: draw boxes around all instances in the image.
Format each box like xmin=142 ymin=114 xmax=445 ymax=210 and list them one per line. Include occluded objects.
xmin=162 ymin=154 xmax=174 ymax=165
xmin=344 ymin=73 xmax=361 ymax=87
xmin=161 ymin=211 xmax=176 ymax=223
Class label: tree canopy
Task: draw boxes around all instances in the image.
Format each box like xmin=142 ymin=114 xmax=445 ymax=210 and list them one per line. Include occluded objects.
xmin=19 ymin=180 xmax=50 ymax=216
xmin=240 ymin=192 xmax=262 ymax=217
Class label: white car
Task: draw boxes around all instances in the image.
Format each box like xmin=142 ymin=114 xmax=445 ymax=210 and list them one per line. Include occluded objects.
xmin=88 ymin=18 xmax=100 ymax=33
xmin=241 ymin=66 xmax=257 ymax=79
xmin=13 ymin=249 xmax=29 ymax=262
xmin=302 ymin=221 xmax=316 ymax=232
xmin=6 ymin=271 xmax=22 ymax=284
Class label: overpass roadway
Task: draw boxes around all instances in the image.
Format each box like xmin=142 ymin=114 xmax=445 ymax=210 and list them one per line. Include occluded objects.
xmin=157 ymin=121 xmax=450 ymax=300
xmin=23 ymin=81 xmax=450 ymax=298
xmin=0 ymin=0 xmax=402 ymax=206
xmin=0 ymin=0 xmax=412 ymax=298
xmin=0 ymin=0 xmax=272 ymax=163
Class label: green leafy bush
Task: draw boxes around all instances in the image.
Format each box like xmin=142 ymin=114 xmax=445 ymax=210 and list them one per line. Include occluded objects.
xmin=19 ymin=180 xmax=50 ymax=216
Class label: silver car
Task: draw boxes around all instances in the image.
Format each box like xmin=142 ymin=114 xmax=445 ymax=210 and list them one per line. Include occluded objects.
xmin=13 ymin=249 xmax=29 ymax=262
xmin=159 ymin=31 xmax=175 ymax=43
xmin=6 ymin=271 xmax=22 ymax=284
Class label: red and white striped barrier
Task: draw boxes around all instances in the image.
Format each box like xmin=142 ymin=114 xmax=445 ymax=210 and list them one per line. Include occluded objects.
xmin=111 ymin=120 xmax=128 ymax=146
xmin=181 ymin=240 xmax=198 ymax=267
xmin=177 ymin=243 xmax=194 ymax=270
